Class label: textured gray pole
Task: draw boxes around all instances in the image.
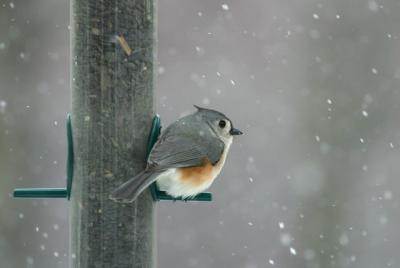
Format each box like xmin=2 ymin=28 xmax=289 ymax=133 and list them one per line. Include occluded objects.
xmin=70 ymin=0 xmax=156 ymax=267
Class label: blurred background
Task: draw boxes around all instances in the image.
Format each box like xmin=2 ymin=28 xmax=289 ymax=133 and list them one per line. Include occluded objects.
xmin=2 ymin=0 xmax=400 ymax=267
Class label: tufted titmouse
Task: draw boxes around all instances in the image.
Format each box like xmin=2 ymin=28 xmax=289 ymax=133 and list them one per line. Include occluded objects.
xmin=110 ymin=105 xmax=243 ymax=203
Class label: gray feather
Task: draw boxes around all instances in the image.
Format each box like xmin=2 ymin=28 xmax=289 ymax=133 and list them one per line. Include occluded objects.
xmin=149 ymin=127 xmax=224 ymax=168
xmin=109 ymin=170 xmax=162 ymax=203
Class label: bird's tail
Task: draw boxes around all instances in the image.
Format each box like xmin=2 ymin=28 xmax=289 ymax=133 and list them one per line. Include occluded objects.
xmin=109 ymin=170 xmax=162 ymax=203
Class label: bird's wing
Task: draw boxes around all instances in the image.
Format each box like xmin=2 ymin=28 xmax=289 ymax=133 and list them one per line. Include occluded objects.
xmin=148 ymin=134 xmax=224 ymax=170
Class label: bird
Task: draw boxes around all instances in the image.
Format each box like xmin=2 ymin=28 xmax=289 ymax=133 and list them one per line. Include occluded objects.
xmin=109 ymin=105 xmax=243 ymax=203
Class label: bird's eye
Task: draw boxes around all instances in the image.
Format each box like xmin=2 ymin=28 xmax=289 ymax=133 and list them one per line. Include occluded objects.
xmin=219 ymin=120 xmax=226 ymax=128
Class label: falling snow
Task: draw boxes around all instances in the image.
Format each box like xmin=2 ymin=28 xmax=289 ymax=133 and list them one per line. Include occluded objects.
xmin=384 ymin=191 xmax=393 ymax=200
xmin=26 ymin=257 xmax=33 ymax=265
xmin=379 ymin=215 xmax=388 ymax=225
xmin=304 ymin=249 xmax=316 ymax=260
xmin=368 ymin=1 xmax=379 ymax=12
xmin=339 ymin=233 xmax=349 ymax=246
xmin=202 ymin=98 xmax=210 ymax=105
xmin=280 ymin=233 xmax=292 ymax=246
xmin=0 ymin=100 xmax=7 ymax=113
xmin=158 ymin=66 xmax=165 ymax=74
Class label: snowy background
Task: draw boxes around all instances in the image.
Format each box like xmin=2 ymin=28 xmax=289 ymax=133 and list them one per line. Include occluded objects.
xmin=2 ymin=0 xmax=400 ymax=267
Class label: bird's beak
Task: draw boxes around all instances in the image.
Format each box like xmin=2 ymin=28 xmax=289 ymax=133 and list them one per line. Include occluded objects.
xmin=230 ymin=127 xmax=243 ymax=136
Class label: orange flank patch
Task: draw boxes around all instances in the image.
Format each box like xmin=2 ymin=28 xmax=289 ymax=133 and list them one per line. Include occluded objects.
xmin=178 ymin=159 xmax=215 ymax=186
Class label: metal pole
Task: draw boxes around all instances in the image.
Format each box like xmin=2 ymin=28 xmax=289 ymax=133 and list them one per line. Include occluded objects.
xmin=70 ymin=0 xmax=156 ymax=267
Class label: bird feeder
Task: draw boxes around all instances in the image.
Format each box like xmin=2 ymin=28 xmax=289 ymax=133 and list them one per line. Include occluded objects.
xmin=13 ymin=114 xmax=212 ymax=202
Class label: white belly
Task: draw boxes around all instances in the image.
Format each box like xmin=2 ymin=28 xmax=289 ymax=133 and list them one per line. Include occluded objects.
xmin=156 ymin=168 xmax=214 ymax=198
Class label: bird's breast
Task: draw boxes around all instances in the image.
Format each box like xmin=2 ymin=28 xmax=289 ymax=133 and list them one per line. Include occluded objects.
xmin=156 ymin=138 xmax=232 ymax=198
xmin=177 ymin=142 xmax=230 ymax=188
xmin=177 ymin=159 xmax=216 ymax=186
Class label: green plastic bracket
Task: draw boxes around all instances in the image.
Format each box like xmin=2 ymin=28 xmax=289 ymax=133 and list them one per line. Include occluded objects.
xmin=146 ymin=115 xmax=212 ymax=202
xmin=13 ymin=114 xmax=74 ymax=200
